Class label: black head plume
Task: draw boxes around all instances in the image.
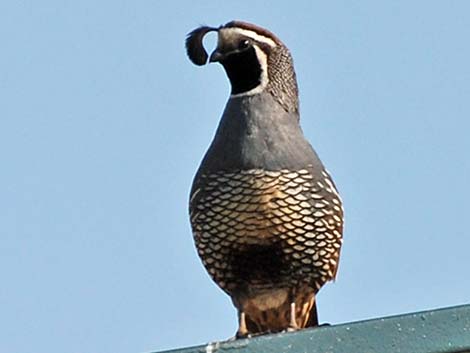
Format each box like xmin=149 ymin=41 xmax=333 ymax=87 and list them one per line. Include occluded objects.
xmin=186 ymin=26 xmax=217 ymax=66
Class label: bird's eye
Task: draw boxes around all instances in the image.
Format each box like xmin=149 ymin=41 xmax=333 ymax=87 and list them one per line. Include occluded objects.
xmin=238 ymin=39 xmax=251 ymax=49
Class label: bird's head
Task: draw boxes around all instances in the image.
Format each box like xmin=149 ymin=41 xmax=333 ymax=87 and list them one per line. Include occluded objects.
xmin=186 ymin=21 xmax=298 ymax=106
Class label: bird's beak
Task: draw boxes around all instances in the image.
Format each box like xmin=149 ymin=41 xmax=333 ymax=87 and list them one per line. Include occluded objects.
xmin=209 ymin=50 xmax=225 ymax=63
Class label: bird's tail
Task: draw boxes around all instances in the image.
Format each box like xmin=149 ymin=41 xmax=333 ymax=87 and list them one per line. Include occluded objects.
xmin=296 ymin=295 xmax=318 ymax=328
xmin=241 ymin=293 xmax=319 ymax=335
xmin=304 ymin=299 xmax=318 ymax=327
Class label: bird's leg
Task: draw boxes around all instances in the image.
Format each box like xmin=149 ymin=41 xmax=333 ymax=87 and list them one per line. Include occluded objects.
xmin=236 ymin=311 xmax=250 ymax=338
xmin=287 ymin=301 xmax=300 ymax=331
xmin=287 ymin=288 xmax=300 ymax=331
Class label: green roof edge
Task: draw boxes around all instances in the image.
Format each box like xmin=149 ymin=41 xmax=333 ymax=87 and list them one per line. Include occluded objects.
xmin=157 ymin=304 xmax=470 ymax=353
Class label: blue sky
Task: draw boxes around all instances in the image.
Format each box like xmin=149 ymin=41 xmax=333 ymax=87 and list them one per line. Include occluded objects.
xmin=1 ymin=1 xmax=469 ymax=352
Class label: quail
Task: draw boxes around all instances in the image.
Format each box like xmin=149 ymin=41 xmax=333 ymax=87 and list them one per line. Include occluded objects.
xmin=186 ymin=21 xmax=343 ymax=337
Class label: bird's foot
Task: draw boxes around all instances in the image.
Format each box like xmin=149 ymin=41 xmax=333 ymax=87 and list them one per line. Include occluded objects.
xmin=286 ymin=325 xmax=299 ymax=332
xmin=234 ymin=331 xmax=252 ymax=339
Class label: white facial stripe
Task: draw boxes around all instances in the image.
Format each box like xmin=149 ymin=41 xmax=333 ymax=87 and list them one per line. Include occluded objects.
xmin=222 ymin=27 xmax=277 ymax=47
xmin=230 ymin=45 xmax=269 ymax=98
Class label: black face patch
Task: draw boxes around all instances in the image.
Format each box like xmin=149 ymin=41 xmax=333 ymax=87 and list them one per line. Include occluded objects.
xmin=221 ymin=47 xmax=262 ymax=95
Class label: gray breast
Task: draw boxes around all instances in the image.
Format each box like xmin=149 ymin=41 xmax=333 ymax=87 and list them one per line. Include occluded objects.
xmin=195 ymin=92 xmax=324 ymax=175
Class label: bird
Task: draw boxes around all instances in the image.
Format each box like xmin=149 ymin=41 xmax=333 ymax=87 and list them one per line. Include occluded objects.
xmin=186 ymin=21 xmax=343 ymax=338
